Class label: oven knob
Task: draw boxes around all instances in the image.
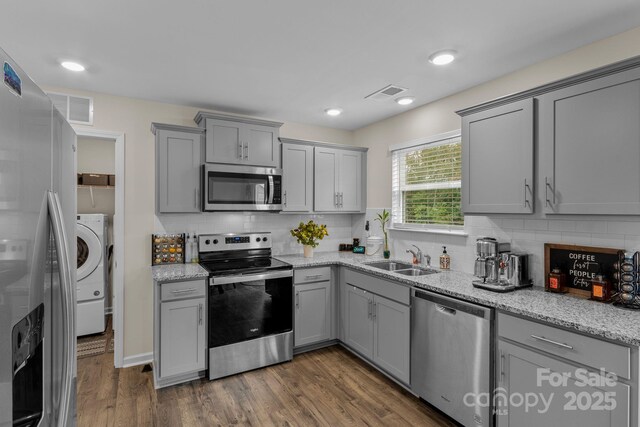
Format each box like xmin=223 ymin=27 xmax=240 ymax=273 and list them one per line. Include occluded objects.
xmin=205 ymin=239 xmax=211 ymax=245
xmin=256 ymin=237 xmax=261 ymax=242
xmin=213 ymin=239 xmax=218 ymax=244
xmin=262 ymin=237 xmax=268 ymax=242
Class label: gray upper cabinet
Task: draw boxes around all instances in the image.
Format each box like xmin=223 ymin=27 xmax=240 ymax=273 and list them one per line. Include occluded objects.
xmin=314 ymin=147 xmax=339 ymax=212
xmin=337 ymin=150 xmax=363 ymax=212
xmin=282 ymin=142 xmax=313 ymax=212
xmin=538 ymin=67 xmax=640 ymax=215
xmin=461 ymin=98 xmax=534 ymax=214
xmin=459 ymin=57 xmax=640 ymax=216
xmin=194 ymin=111 xmax=283 ymax=168
xmin=152 ymin=123 xmax=204 ymax=213
xmin=202 ymin=118 xmax=242 ymax=164
xmin=314 ymin=146 xmax=364 ymax=213
xmin=244 ymin=123 xmax=280 ymax=167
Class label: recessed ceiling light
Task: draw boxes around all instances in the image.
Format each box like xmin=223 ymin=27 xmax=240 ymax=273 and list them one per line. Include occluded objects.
xmin=60 ymin=61 xmax=85 ymax=72
xmin=325 ymin=108 xmax=342 ymax=116
xmin=429 ymin=50 xmax=456 ymax=66
xmin=396 ymin=96 xmax=415 ymax=106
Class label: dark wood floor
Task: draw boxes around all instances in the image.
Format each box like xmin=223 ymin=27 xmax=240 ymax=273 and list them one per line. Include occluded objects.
xmin=77 ymin=345 xmax=457 ymax=426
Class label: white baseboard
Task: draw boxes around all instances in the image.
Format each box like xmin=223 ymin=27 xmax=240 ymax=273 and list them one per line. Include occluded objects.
xmin=122 ymin=352 xmax=153 ymax=368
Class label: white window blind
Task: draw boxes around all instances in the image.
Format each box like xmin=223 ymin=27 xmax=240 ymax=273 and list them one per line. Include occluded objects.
xmin=391 ymin=133 xmax=463 ymax=230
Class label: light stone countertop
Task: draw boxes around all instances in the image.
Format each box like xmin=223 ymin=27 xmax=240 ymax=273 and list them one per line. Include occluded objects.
xmin=151 ymin=263 xmax=209 ymax=282
xmin=276 ymin=252 xmax=640 ymax=347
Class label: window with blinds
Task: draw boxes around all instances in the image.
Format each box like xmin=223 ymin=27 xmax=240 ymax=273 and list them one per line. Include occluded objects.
xmin=391 ymin=134 xmax=463 ymax=230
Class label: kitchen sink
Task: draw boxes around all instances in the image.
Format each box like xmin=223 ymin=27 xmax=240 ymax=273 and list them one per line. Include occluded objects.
xmin=366 ymin=261 xmax=415 ymax=271
xmin=366 ymin=261 xmax=438 ymax=276
xmin=395 ymin=268 xmax=438 ymax=277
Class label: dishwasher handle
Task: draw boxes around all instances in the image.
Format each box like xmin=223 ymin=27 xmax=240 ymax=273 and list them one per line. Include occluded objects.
xmin=436 ymin=304 xmax=456 ymax=315
xmin=412 ymin=288 xmax=490 ymax=319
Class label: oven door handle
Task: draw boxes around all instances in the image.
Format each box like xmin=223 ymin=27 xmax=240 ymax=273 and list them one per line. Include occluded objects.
xmin=211 ymin=269 xmax=293 ymax=285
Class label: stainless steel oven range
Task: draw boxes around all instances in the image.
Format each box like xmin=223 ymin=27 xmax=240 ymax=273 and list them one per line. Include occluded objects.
xmin=199 ymin=232 xmax=293 ymax=380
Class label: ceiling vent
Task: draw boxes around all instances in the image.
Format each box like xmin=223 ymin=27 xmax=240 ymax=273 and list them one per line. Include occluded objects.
xmin=365 ymin=84 xmax=408 ymax=101
xmin=47 ymin=92 xmax=94 ymax=125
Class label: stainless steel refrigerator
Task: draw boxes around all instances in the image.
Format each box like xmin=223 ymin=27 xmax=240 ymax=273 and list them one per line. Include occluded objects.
xmin=0 ymin=46 xmax=77 ymax=426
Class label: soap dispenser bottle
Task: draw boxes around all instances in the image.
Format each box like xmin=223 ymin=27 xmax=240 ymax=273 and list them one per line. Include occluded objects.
xmin=191 ymin=233 xmax=199 ymax=263
xmin=439 ymin=246 xmax=451 ymax=270
xmin=184 ymin=233 xmax=192 ymax=263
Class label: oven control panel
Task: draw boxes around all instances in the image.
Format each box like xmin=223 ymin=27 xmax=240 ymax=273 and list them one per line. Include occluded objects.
xmin=199 ymin=232 xmax=271 ymax=252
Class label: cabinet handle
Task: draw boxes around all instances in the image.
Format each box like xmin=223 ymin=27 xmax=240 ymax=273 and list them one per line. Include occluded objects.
xmin=372 ymin=302 xmax=377 ymax=320
xmin=304 ymin=274 xmax=323 ymax=280
xmin=244 ymin=142 xmax=248 ymax=160
xmin=499 ymin=350 xmax=505 ymax=384
xmin=544 ymin=177 xmax=555 ymax=207
xmin=368 ymin=299 xmax=372 ymax=318
xmin=171 ymin=288 xmax=197 ymax=294
xmin=530 ymin=334 xmax=573 ymax=350
xmin=238 ymin=141 xmax=243 ymax=159
xmin=198 ymin=303 xmax=203 ymax=325
xmin=339 ymin=193 xmax=343 ymax=207
xmin=296 ymin=292 xmax=300 ymax=309
xmin=523 ymin=179 xmax=531 ymax=208
xmin=283 ymin=191 xmax=287 ymax=207
xmin=334 ymin=192 xmax=339 ymax=207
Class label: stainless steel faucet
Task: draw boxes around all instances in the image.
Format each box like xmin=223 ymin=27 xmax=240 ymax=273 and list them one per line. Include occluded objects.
xmin=407 ymin=245 xmax=431 ymax=267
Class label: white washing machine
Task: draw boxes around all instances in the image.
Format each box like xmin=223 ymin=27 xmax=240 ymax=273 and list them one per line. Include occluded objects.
xmin=76 ymin=214 xmax=108 ymax=336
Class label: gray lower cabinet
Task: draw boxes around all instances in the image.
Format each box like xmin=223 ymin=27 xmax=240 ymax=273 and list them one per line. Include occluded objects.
xmin=343 ymin=280 xmax=410 ymax=385
xmin=153 ymin=278 xmax=207 ymax=389
xmin=538 ymin=67 xmax=640 ymax=215
xmin=344 ymin=285 xmax=374 ymax=356
xmin=282 ymin=142 xmax=313 ymax=212
xmin=497 ymin=340 xmax=630 ymax=427
xmin=371 ymin=294 xmax=410 ymax=383
xmin=497 ymin=312 xmax=635 ymax=426
xmin=194 ymin=111 xmax=283 ymax=168
xmin=152 ymin=123 xmax=204 ymax=213
xmin=295 ymin=280 xmax=332 ymax=347
xmin=461 ymin=98 xmax=534 ymax=214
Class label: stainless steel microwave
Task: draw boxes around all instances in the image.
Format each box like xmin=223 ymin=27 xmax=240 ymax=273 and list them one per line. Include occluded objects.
xmin=202 ymin=164 xmax=282 ymax=211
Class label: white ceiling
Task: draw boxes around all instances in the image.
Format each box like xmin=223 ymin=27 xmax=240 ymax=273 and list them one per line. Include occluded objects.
xmin=2 ymin=1 xmax=640 ymax=130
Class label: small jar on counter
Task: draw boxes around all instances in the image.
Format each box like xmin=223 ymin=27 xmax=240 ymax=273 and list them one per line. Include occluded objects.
xmin=591 ymin=274 xmax=612 ymax=302
xmin=547 ymin=267 xmax=567 ymax=293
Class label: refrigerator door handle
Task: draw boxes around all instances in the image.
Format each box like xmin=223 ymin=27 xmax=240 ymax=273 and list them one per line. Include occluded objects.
xmin=48 ymin=191 xmax=74 ymax=427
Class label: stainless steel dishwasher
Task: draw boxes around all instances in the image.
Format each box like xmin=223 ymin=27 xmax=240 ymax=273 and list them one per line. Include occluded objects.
xmin=411 ymin=289 xmax=493 ymax=427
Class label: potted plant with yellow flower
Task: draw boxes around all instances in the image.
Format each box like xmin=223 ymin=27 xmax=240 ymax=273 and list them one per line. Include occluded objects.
xmin=290 ymin=220 xmax=329 ymax=258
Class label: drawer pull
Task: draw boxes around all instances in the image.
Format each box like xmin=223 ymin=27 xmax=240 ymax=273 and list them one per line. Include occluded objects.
xmin=530 ymin=334 xmax=573 ymax=350
xmin=304 ymin=274 xmax=324 ymax=280
xmin=171 ymin=288 xmax=197 ymax=294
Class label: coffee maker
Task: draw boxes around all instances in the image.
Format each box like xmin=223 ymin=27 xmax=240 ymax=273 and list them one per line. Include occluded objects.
xmin=472 ymin=237 xmax=533 ymax=292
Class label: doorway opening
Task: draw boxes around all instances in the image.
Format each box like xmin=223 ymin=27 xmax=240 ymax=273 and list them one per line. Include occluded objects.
xmin=73 ymin=129 xmax=125 ymax=368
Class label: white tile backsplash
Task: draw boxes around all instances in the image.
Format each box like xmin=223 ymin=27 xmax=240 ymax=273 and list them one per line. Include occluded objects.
xmin=357 ymin=209 xmax=640 ymax=287
xmin=157 ymin=209 xmax=640 ymax=287
xmin=155 ymin=212 xmax=356 ymax=256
